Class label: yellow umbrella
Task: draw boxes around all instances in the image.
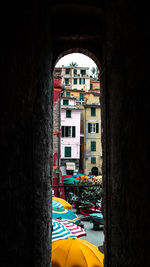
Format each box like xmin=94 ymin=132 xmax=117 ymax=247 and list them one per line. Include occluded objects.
xmin=52 ymin=237 xmax=104 ymax=267
xmin=52 ymin=197 xmax=72 ymax=210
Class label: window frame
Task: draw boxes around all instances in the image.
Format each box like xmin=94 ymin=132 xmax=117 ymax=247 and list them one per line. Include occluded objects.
xmin=91 ymin=141 xmax=96 ymax=151
xmin=91 ymin=157 xmax=96 ymax=164
xmin=66 ymin=110 xmax=71 ymax=118
xmin=65 ymin=146 xmax=71 ymax=157
xmin=66 ymin=92 xmax=70 ymax=97
xmin=63 ymin=99 xmax=69 ymax=105
xmin=91 ymin=107 xmax=96 ymax=116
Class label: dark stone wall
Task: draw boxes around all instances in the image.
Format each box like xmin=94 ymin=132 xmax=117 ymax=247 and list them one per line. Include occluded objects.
xmin=1 ymin=3 xmax=53 ymax=267
xmin=104 ymin=2 xmax=150 ymax=266
xmin=1 ymin=1 xmax=150 ymax=267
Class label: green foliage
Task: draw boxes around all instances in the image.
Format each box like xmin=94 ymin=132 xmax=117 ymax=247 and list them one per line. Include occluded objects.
xmin=76 ymin=180 xmax=102 ymax=207
xmin=69 ymin=62 xmax=78 ymax=67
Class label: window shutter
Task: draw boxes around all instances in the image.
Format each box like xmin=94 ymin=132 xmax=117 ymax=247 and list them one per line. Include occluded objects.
xmin=88 ymin=123 xmax=91 ymax=133
xmin=63 ymin=99 xmax=69 ymax=105
xmin=91 ymin=141 xmax=96 ymax=151
xmin=66 ymin=110 xmax=71 ymax=118
xmin=61 ymin=126 xmax=64 ymax=137
xmin=80 ymin=93 xmax=84 ymax=100
xmin=91 ymin=107 xmax=96 ymax=116
xmin=96 ymin=123 xmax=99 ymax=133
xmin=65 ymin=147 xmax=71 ymax=157
xmin=91 ymin=157 xmax=96 ymax=164
xmin=72 ymin=126 xmax=75 ymax=137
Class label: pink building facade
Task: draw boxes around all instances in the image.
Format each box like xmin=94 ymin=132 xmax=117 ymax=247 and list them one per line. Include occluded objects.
xmin=61 ymin=96 xmax=82 ymax=175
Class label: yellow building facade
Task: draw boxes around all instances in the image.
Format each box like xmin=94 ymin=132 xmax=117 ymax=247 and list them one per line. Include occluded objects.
xmin=83 ymin=92 xmax=102 ymax=175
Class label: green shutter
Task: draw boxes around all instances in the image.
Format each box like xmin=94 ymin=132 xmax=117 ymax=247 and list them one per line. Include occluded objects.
xmin=96 ymin=123 xmax=99 ymax=133
xmin=91 ymin=141 xmax=96 ymax=151
xmin=74 ymin=79 xmax=77 ymax=84
xmin=72 ymin=126 xmax=75 ymax=137
xmin=63 ymin=99 xmax=69 ymax=105
xmin=66 ymin=92 xmax=70 ymax=96
xmin=80 ymin=93 xmax=84 ymax=100
xmin=91 ymin=157 xmax=96 ymax=164
xmin=66 ymin=110 xmax=71 ymax=118
xmin=61 ymin=126 xmax=64 ymax=137
xmin=91 ymin=107 xmax=96 ymax=116
xmin=88 ymin=123 xmax=91 ymax=133
xmin=65 ymin=147 xmax=71 ymax=157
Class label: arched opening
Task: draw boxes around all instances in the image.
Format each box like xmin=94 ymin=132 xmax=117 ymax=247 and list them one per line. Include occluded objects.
xmin=52 ymin=50 xmax=104 ymax=262
xmin=91 ymin=166 xmax=99 ymax=176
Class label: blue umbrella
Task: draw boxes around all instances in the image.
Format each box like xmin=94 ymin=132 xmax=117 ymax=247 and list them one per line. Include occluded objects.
xmin=52 ymin=220 xmax=76 ymax=242
xmin=63 ymin=177 xmax=79 ymax=184
xmin=73 ymin=173 xmax=85 ymax=177
xmin=52 ymin=206 xmax=80 ymax=225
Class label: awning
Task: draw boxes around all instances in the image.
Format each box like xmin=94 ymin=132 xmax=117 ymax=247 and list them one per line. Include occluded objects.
xmin=66 ymin=162 xmax=75 ymax=170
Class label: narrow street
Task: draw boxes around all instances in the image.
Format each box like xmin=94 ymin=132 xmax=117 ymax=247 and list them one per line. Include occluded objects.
xmin=72 ymin=208 xmax=104 ymax=248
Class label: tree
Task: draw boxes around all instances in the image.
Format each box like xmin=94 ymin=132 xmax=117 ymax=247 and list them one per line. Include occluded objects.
xmin=69 ymin=62 xmax=78 ymax=67
xmin=90 ymin=66 xmax=99 ymax=80
xmin=76 ymin=179 xmax=102 ymax=208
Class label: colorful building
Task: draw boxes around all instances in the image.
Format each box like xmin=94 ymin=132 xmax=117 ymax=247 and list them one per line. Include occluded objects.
xmin=53 ymin=77 xmax=65 ymax=198
xmin=54 ymin=66 xmax=90 ymax=92
xmin=61 ymin=95 xmax=83 ymax=175
xmin=83 ymin=91 xmax=102 ymax=175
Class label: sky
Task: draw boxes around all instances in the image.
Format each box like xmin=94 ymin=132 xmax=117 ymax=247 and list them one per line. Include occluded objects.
xmin=55 ymin=53 xmax=97 ymax=70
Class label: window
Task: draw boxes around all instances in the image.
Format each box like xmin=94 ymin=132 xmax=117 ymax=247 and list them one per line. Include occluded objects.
xmin=66 ymin=110 xmax=71 ymax=118
xmin=91 ymin=107 xmax=96 ymax=116
xmin=66 ymin=92 xmax=70 ymax=97
xmin=79 ymin=78 xmax=85 ymax=84
xmin=88 ymin=123 xmax=99 ymax=133
xmin=91 ymin=141 xmax=96 ymax=151
xmin=80 ymin=69 xmax=86 ymax=76
xmin=65 ymin=78 xmax=69 ymax=85
xmin=91 ymin=157 xmax=96 ymax=164
xmin=90 ymin=83 xmax=93 ymax=90
xmin=63 ymin=99 xmax=69 ymax=105
xmin=74 ymin=69 xmax=77 ymax=75
xmin=61 ymin=126 xmax=76 ymax=137
xmin=65 ymin=147 xmax=71 ymax=157
xmin=65 ymin=68 xmax=70 ymax=74
xmin=80 ymin=93 xmax=84 ymax=100
xmin=74 ymin=79 xmax=77 ymax=84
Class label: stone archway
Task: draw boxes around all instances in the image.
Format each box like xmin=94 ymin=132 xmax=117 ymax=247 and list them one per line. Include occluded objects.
xmin=91 ymin=166 xmax=99 ymax=176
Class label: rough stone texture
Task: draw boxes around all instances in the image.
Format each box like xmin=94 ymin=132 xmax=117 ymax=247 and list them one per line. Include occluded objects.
xmin=1 ymin=1 xmax=150 ymax=267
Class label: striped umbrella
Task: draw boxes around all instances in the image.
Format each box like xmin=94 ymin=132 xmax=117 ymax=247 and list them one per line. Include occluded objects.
xmin=52 ymin=200 xmax=63 ymax=209
xmin=54 ymin=219 xmax=86 ymax=238
xmin=62 ymin=175 xmax=75 ymax=179
xmin=52 ymin=220 xmax=76 ymax=242
xmin=52 ymin=206 xmax=80 ymax=225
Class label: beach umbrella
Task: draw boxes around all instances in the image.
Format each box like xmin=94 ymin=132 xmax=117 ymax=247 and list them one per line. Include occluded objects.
xmin=52 ymin=196 xmax=72 ymax=209
xmin=73 ymin=173 xmax=85 ymax=177
xmin=54 ymin=218 xmax=86 ymax=238
xmin=52 ymin=200 xmax=63 ymax=209
xmin=52 ymin=206 xmax=80 ymax=225
xmin=52 ymin=237 xmax=104 ymax=267
xmin=73 ymin=174 xmax=91 ymax=181
xmin=62 ymin=175 xmax=74 ymax=179
xmin=52 ymin=220 xmax=75 ymax=242
xmin=63 ymin=177 xmax=79 ymax=184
